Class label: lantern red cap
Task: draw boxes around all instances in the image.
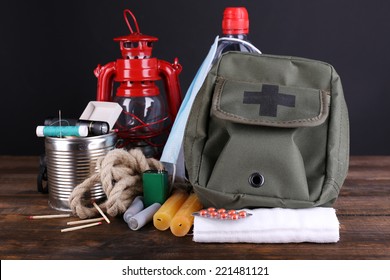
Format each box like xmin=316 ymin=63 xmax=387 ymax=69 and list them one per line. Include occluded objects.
xmin=222 ymin=7 xmax=249 ymax=35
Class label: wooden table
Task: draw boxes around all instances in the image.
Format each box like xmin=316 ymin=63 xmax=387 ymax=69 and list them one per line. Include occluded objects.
xmin=1 ymin=156 xmax=390 ymax=260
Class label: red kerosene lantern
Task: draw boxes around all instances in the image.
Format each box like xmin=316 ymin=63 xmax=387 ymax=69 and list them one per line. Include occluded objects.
xmin=94 ymin=9 xmax=182 ymax=158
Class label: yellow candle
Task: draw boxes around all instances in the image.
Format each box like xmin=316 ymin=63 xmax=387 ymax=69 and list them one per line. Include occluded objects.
xmin=170 ymin=192 xmax=203 ymax=237
xmin=153 ymin=191 xmax=189 ymax=231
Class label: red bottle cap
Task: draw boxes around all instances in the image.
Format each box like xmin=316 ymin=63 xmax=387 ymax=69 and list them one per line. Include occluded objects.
xmin=222 ymin=7 xmax=249 ymax=35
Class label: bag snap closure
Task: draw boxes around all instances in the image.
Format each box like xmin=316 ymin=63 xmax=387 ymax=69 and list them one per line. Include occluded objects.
xmin=248 ymin=172 xmax=264 ymax=188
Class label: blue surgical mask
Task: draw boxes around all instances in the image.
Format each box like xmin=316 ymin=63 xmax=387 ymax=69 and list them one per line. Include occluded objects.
xmin=161 ymin=36 xmax=261 ymax=184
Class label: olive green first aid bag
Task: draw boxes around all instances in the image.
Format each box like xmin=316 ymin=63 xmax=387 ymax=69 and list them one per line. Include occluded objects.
xmin=184 ymin=52 xmax=349 ymax=209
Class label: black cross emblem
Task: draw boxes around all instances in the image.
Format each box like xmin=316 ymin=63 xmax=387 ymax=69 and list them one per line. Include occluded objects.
xmin=243 ymin=84 xmax=296 ymax=117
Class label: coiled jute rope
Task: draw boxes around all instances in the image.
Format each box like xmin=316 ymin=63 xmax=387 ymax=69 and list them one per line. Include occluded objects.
xmin=69 ymin=148 xmax=164 ymax=219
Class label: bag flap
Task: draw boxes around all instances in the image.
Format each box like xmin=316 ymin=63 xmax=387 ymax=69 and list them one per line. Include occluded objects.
xmin=212 ymin=77 xmax=330 ymax=128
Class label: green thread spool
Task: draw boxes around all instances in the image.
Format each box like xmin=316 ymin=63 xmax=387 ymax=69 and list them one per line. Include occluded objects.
xmin=36 ymin=126 xmax=88 ymax=137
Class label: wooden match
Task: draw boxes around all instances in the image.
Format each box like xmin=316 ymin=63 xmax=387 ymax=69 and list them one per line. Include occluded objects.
xmin=66 ymin=217 xmax=104 ymax=226
xmin=92 ymin=201 xmax=110 ymax=224
xmin=61 ymin=222 xmax=102 ymax=233
xmin=29 ymin=214 xmax=71 ymax=219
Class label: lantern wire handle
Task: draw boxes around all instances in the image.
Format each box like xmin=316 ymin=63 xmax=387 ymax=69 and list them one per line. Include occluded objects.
xmin=124 ymin=9 xmax=140 ymax=34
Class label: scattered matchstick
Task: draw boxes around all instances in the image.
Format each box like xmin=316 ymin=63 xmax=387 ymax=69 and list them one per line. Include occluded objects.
xmin=67 ymin=217 xmax=104 ymax=226
xmin=29 ymin=214 xmax=71 ymax=220
xmin=92 ymin=201 xmax=110 ymax=224
xmin=61 ymin=222 xmax=102 ymax=233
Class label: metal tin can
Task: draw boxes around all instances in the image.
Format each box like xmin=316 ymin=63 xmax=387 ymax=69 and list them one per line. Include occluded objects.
xmin=44 ymin=132 xmax=117 ymax=211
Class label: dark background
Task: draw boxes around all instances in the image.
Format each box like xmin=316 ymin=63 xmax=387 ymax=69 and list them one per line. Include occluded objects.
xmin=1 ymin=0 xmax=389 ymax=155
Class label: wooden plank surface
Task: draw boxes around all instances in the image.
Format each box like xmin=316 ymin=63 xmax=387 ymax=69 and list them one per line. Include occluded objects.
xmin=1 ymin=156 xmax=390 ymax=260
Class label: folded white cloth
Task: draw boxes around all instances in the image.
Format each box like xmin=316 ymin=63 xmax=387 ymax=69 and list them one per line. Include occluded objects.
xmin=193 ymin=207 xmax=339 ymax=243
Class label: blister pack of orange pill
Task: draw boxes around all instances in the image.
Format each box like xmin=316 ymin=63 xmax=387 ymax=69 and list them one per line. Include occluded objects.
xmin=192 ymin=208 xmax=252 ymax=220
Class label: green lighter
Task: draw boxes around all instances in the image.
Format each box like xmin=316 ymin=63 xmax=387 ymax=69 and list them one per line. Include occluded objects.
xmin=142 ymin=170 xmax=169 ymax=207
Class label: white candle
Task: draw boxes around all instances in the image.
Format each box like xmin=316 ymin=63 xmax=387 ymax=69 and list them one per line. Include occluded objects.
xmin=123 ymin=196 xmax=144 ymax=223
xmin=128 ymin=203 xmax=161 ymax=231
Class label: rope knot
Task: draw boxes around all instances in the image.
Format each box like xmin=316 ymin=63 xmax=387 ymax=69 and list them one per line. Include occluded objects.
xmin=69 ymin=148 xmax=164 ymax=219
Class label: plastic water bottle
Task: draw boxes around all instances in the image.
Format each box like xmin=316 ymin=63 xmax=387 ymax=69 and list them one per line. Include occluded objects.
xmin=212 ymin=7 xmax=259 ymax=64
xmin=159 ymin=7 xmax=260 ymax=183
